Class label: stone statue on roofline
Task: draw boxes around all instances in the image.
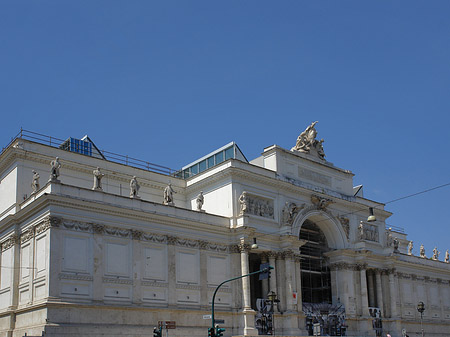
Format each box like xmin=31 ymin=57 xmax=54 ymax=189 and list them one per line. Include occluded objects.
xmin=92 ymin=167 xmax=105 ymax=190
xmin=407 ymin=241 xmax=413 ymax=256
xmin=130 ymin=176 xmax=140 ymax=199
xmin=49 ymin=157 xmax=61 ymax=182
xmin=432 ymin=247 xmax=440 ymax=261
xmin=163 ymin=183 xmax=176 ymax=205
xmin=31 ymin=170 xmax=40 ymax=194
xmin=291 ymin=121 xmax=326 ymax=160
xmin=445 ymin=250 xmax=449 ymax=263
xmin=196 ymin=191 xmax=204 ymax=211
xmin=419 ymin=244 xmax=426 ymax=258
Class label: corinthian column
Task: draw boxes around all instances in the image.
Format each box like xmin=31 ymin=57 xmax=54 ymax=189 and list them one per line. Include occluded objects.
xmin=359 ymin=264 xmax=369 ymax=316
xmin=388 ymin=269 xmax=397 ymax=318
xmin=239 ymin=240 xmax=258 ymax=336
xmin=284 ymin=250 xmax=294 ymax=312
xmin=375 ymin=270 xmax=384 ymax=316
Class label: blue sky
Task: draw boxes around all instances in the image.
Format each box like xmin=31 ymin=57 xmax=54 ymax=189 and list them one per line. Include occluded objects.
xmin=1 ymin=1 xmax=449 ymax=257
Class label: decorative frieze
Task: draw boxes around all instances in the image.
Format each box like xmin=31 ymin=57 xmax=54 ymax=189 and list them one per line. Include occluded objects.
xmin=281 ymin=202 xmax=304 ymax=225
xmin=20 ymin=229 xmax=34 ymax=244
xmin=1 ymin=233 xmax=19 ymax=251
xmin=59 ymin=273 xmax=93 ymax=281
xmin=103 ymin=277 xmax=134 ymax=285
xmin=358 ymin=221 xmax=379 ymax=242
xmin=141 ymin=280 xmax=168 ymax=287
xmin=238 ymin=191 xmax=274 ymax=219
xmin=176 ymin=284 xmax=201 ymax=290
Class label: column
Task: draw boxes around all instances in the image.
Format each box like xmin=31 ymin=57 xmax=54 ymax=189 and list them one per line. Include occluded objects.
xmin=295 ymin=255 xmax=302 ymax=312
xmin=275 ymin=253 xmax=284 ymax=312
xmin=199 ymin=244 xmax=208 ymax=309
xmin=367 ymin=269 xmax=375 ymax=307
xmin=268 ymin=252 xmax=277 ymax=294
xmin=261 ymin=253 xmax=269 ymax=299
xmin=359 ymin=265 xmax=369 ymax=316
xmin=131 ymin=230 xmax=142 ymax=304
xmin=375 ymin=270 xmax=384 ymax=316
xmin=284 ymin=250 xmax=294 ymax=312
xmin=239 ymin=240 xmax=258 ymax=336
xmin=388 ymin=269 xmax=397 ymax=318
xmin=167 ymin=236 xmax=177 ymax=307
xmin=239 ymin=242 xmax=251 ymax=310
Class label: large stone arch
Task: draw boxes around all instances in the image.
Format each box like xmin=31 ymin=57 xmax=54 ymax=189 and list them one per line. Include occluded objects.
xmin=293 ymin=209 xmax=347 ymax=249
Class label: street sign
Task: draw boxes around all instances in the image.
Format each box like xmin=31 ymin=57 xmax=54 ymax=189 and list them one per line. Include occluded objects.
xmin=203 ymin=315 xmax=212 ymax=319
xmin=214 ymin=319 xmax=225 ymax=324
xmin=259 ymin=263 xmax=270 ymax=280
xmin=158 ymin=321 xmax=176 ymax=329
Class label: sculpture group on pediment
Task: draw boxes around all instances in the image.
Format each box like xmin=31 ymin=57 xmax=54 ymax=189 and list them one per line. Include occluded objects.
xmin=358 ymin=222 xmax=379 ymax=242
xmin=291 ymin=121 xmax=326 ymax=160
xmin=31 ymin=170 xmax=40 ymax=194
xmin=49 ymin=157 xmax=61 ymax=181
xmin=238 ymin=191 xmax=274 ymax=219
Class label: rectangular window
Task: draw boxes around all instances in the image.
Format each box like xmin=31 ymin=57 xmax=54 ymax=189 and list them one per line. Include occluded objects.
xmin=199 ymin=160 xmax=207 ymax=172
xmin=225 ymin=147 xmax=234 ymax=160
xmin=190 ymin=164 xmax=198 ymax=175
xmin=215 ymin=151 xmax=224 ymax=164
xmin=207 ymin=156 xmax=215 ymax=168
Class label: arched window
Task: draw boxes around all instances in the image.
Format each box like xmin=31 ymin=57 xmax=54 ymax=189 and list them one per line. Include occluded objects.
xmin=299 ymin=219 xmax=332 ymax=304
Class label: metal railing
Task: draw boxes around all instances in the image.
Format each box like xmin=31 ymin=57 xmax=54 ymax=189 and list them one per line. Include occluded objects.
xmin=386 ymin=224 xmax=405 ymax=233
xmin=2 ymin=128 xmax=176 ymax=176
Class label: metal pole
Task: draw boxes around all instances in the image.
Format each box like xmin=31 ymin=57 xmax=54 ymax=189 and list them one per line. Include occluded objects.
xmin=211 ymin=266 xmax=273 ymax=331
xmin=421 ymin=312 xmax=424 ymax=337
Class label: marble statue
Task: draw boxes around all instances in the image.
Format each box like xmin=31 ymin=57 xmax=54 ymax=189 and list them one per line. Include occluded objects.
xmin=238 ymin=191 xmax=248 ymax=214
xmin=92 ymin=167 xmax=105 ymax=190
xmin=358 ymin=222 xmax=364 ymax=240
xmin=407 ymin=241 xmax=413 ymax=255
xmin=163 ymin=183 xmax=176 ymax=205
xmin=129 ymin=176 xmax=140 ymax=198
xmin=445 ymin=250 xmax=449 ymax=263
xmin=432 ymin=247 xmax=440 ymax=261
xmin=196 ymin=191 xmax=204 ymax=211
xmin=393 ymin=237 xmax=399 ymax=252
xmin=49 ymin=157 xmax=61 ymax=181
xmin=31 ymin=170 xmax=40 ymax=194
xmin=420 ymin=244 xmax=426 ymax=258
xmin=291 ymin=121 xmax=326 ymax=160
xmin=386 ymin=227 xmax=393 ymax=247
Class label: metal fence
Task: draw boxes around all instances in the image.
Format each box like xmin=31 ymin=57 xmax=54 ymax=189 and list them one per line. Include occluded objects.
xmin=2 ymin=128 xmax=176 ymax=176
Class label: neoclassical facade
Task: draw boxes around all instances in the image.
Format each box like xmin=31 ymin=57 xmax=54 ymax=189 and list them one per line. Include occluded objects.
xmin=0 ymin=126 xmax=449 ymax=337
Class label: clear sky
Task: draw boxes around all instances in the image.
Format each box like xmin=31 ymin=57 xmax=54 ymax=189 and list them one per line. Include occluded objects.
xmin=1 ymin=1 xmax=449 ymax=258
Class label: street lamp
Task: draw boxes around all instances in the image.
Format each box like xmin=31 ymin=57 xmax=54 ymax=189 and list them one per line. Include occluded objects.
xmin=417 ymin=301 xmax=425 ymax=337
xmin=267 ymin=291 xmax=279 ymax=335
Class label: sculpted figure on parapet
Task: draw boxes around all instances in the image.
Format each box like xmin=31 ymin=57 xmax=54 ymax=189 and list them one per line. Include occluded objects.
xmin=31 ymin=170 xmax=40 ymax=194
xmin=291 ymin=121 xmax=326 ymax=160
xmin=445 ymin=250 xmax=449 ymax=263
xmin=163 ymin=183 xmax=176 ymax=205
xmin=420 ymin=244 xmax=426 ymax=258
xmin=196 ymin=191 xmax=204 ymax=211
xmin=407 ymin=241 xmax=413 ymax=255
xmin=129 ymin=176 xmax=140 ymax=198
xmin=432 ymin=247 xmax=440 ymax=261
xmin=92 ymin=167 xmax=105 ymax=190
xmin=49 ymin=157 xmax=61 ymax=181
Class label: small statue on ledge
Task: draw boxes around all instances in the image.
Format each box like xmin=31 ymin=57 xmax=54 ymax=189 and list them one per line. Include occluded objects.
xmin=407 ymin=241 xmax=413 ymax=256
xmin=196 ymin=191 xmax=204 ymax=211
xmin=92 ymin=167 xmax=105 ymax=190
xmin=291 ymin=121 xmax=326 ymax=160
xmin=163 ymin=183 xmax=176 ymax=205
xmin=445 ymin=250 xmax=449 ymax=263
xmin=31 ymin=170 xmax=40 ymax=194
xmin=49 ymin=157 xmax=61 ymax=181
xmin=420 ymin=244 xmax=426 ymax=258
xmin=432 ymin=247 xmax=440 ymax=261
xmin=130 ymin=176 xmax=140 ymax=198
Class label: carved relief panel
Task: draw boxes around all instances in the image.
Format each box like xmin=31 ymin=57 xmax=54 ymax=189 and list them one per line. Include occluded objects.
xmin=239 ymin=191 xmax=274 ymax=219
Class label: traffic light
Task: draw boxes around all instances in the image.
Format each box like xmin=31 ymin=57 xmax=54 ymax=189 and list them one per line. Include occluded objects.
xmin=215 ymin=325 xmax=225 ymax=337
xmin=153 ymin=326 xmax=162 ymax=337
xmin=208 ymin=327 xmax=216 ymax=337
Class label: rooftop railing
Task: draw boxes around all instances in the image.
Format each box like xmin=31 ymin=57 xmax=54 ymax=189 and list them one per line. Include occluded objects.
xmin=2 ymin=128 xmax=176 ymax=176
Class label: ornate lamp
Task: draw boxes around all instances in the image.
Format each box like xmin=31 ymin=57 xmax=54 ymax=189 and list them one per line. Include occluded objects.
xmin=367 ymin=207 xmax=376 ymax=222
xmin=417 ymin=301 xmax=425 ymax=337
xmin=251 ymin=237 xmax=258 ymax=249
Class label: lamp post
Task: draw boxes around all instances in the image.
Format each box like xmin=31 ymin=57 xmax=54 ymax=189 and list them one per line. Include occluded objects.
xmin=267 ymin=290 xmax=279 ymax=335
xmin=417 ymin=301 xmax=425 ymax=337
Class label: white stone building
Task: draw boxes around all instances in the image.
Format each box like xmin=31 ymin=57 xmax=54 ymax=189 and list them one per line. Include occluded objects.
xmin=0 ymin=127 xmax=449 ymax=337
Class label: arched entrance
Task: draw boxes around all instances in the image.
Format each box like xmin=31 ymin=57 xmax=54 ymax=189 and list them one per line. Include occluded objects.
xmin=297 ymin=216 xmax=347 ymax=336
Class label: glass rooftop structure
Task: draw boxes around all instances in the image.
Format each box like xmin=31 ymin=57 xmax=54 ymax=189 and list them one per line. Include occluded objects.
xmin=175 ymin=142 xmax=247 ymax=179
